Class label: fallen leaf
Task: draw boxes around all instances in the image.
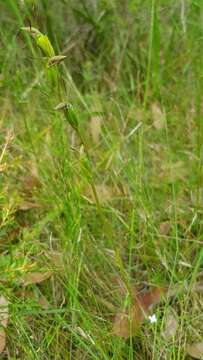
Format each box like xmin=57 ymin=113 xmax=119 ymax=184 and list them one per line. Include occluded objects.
xmin=21 ymin=271 xmax=52 ymax=286
xmin=38 ymin=296 xmax=49 ymax=309
xmin=0 ymin=296 xmax=9 ymax=329
xmin=18 ymin=202 xmax=42 ymax=211
xmin=0 ymin=330 xmax=6 ymax=355
xmin=0 ymin=296 xmax=9 ymax=354
xmin=162 ymin=308 xmax=178 ymax=340
xmin=113 ymin=313 xmax=132 ymax=338
xmin=90 ymin=116 xmax=102 ymax=144
xmin=151 ymin=103 xmax=165 ymax=130
xmin=194 ymin=282 xmax=203 ymax=293
xmin=113 ymin=287 xmax=164 ymax=338
xmin=159 ymin=221 xmax=171 ymax=236
xmin=186 ymin=342 xmax=203 ymax=359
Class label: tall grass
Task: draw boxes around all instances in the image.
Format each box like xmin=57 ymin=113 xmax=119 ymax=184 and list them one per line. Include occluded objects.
xmin=0 ymin=1 xmax=203 ymax=358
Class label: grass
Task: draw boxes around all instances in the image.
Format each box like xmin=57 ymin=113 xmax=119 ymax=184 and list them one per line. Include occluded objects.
xmin=0 ymin=0 xmax=203 ymax=359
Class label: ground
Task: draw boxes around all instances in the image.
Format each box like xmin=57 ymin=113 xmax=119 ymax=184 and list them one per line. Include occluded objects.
xmin=0 ymin=1 xmax=203 ymax=359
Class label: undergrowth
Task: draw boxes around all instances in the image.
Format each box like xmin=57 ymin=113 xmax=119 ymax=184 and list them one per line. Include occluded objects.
xmin=0 ymin=1 xmax=203 ymax=359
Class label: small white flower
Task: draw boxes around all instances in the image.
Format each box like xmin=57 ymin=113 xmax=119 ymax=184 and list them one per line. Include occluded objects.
xmin=148 ymin=314 xmax=157 ymax=324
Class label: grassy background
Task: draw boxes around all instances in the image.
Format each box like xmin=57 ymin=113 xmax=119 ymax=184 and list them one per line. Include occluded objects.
xmin=0 ymin=0 xmax=203 ymax=359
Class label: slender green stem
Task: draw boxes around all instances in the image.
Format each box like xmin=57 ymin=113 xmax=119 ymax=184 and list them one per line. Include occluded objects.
xmin=143 ymin=0 xmax=156 ymax=108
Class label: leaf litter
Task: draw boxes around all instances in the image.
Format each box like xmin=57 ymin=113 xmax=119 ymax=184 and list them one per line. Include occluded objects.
xmin=113 ymin=286 xmax=164 ymax=338
xmin=151 ymin=103 xmax=165 ymax=130
xmin=21 ymin=271 xmax=52 ymax=286
xmin=162 ymin=307 xmax=179 ymax=340
xmin=159 ymin=221 xmax=171 ymax=236
xmin=186 ymin=342 xmax=203 ymax=359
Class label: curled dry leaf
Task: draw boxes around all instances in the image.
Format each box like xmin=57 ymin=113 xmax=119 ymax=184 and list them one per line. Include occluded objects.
xmin=21 ymin=271 xmax=52 ymax=286
xmin=151 ymin=103 xmax=165 ymax=130
xmin=186 ymin=342 xmax=203 ymax=359
xmin=113 ymin=287 xmax=164 ymax=338
xmin=0 ymin=296 xmax=9 ymax=354
xmin=162 ymin=308 xmax=178 ymax=340
xmin=90 ymin=116 xmax=102 ymax=144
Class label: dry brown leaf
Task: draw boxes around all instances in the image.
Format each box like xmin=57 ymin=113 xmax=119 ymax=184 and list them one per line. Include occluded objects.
xmin=18 ymin=202 xmax=42 ymax=211
xmin=0 ymin=330 xmax=6 ymax=354
xmin=38 ymin=296 xmax=49 ymax=309
xmin=186 ymin=342 xmax=203 ymax=359
xmin=113 ymin=287 xmax=164 ymax=338
xmin=0 ymin=296 xmax=9 ymax=354
xmin=159 ymin=221 xmax=171 ymax=236
xmin=90 ymin=116 xmax=102 ymax=144
xmin=151 ymin=103 xmax=165 ymax=130
xmin=194 ymin=282 xmax=203 ymax=293
xmin=162 ymin=308 xmax=178 ymax=340
xmin=22 ymin=271 xmax=52 ymax=286
xmin=0 ymin=296 xmax=9 ymax=329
